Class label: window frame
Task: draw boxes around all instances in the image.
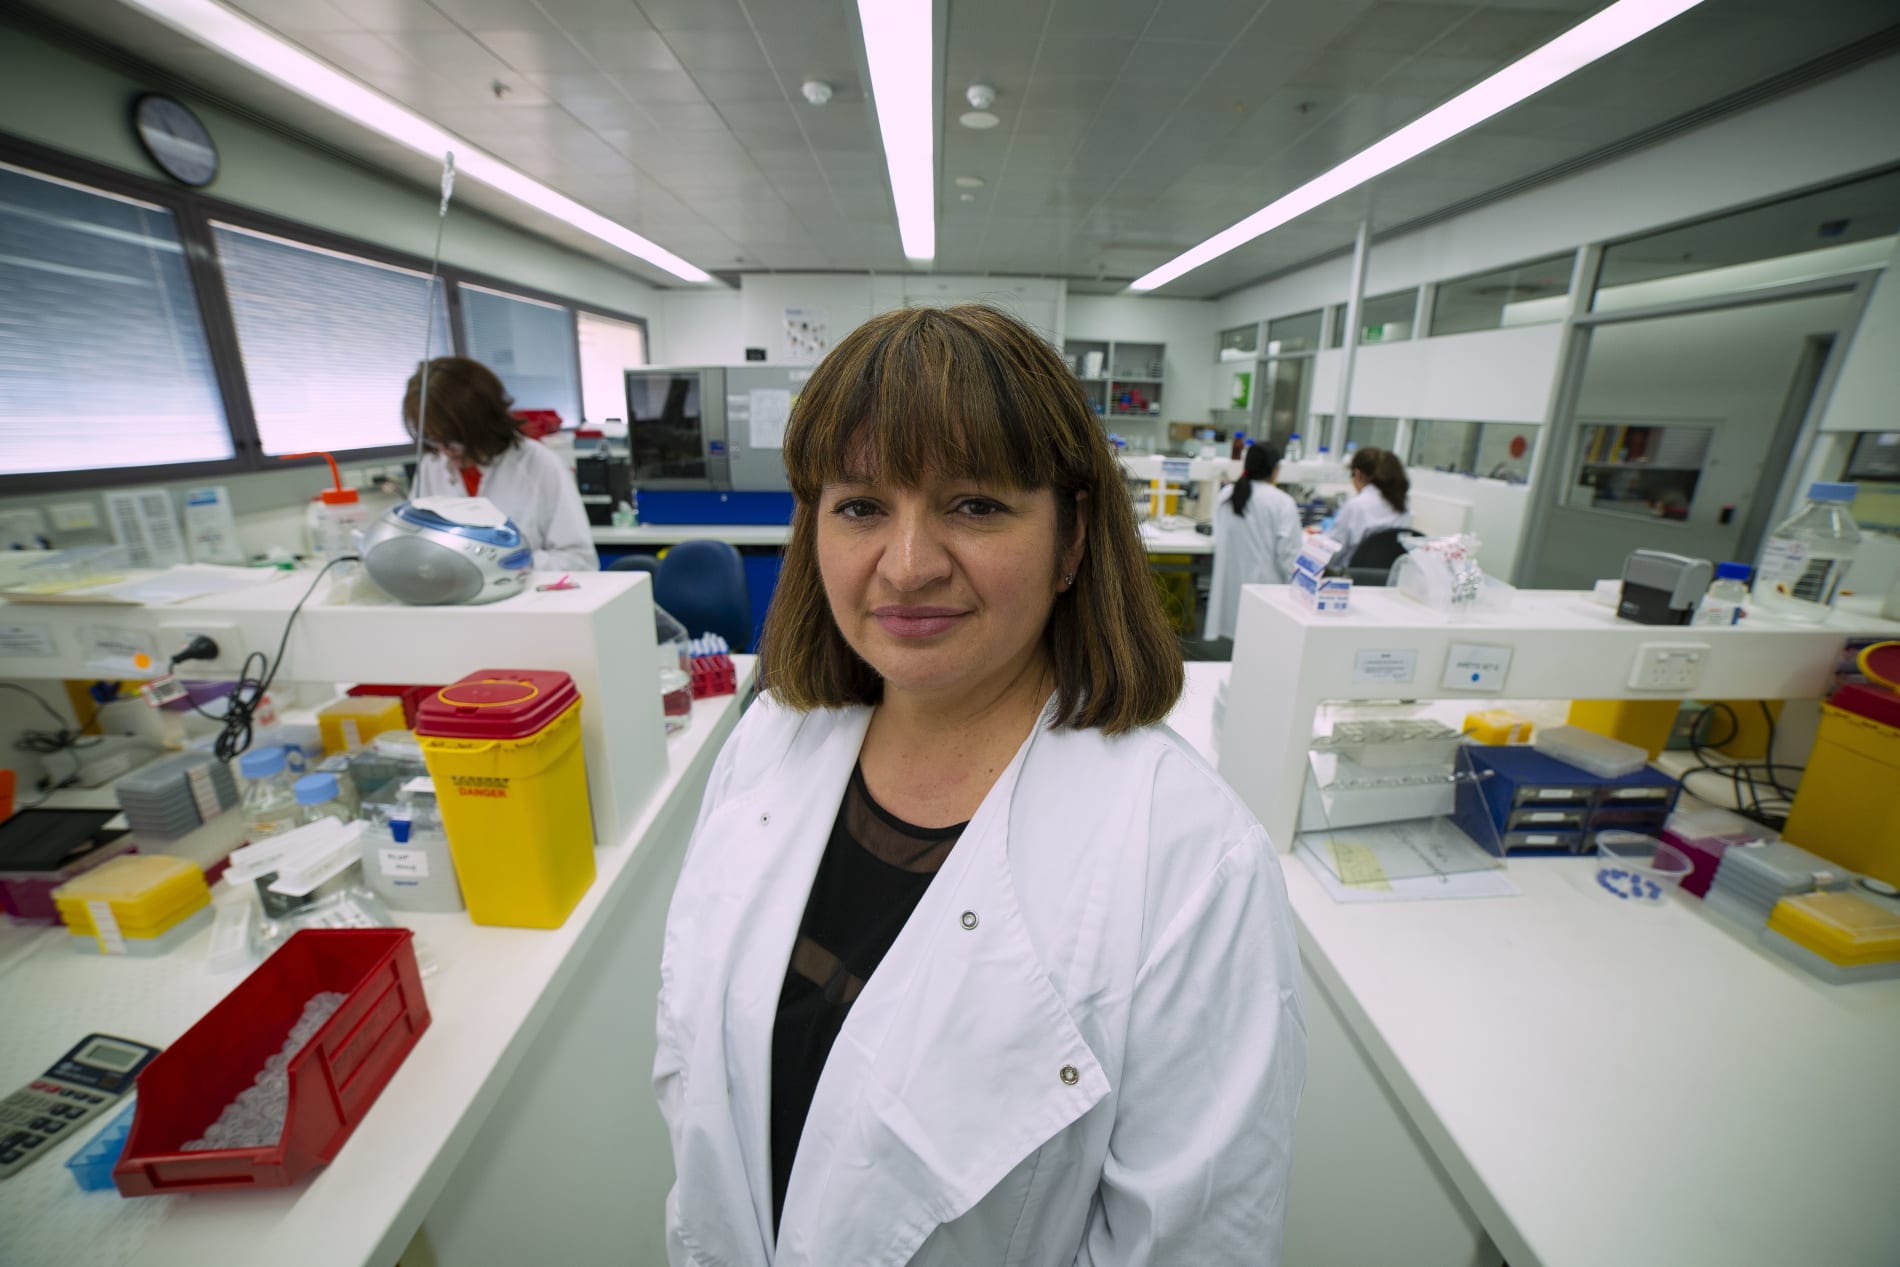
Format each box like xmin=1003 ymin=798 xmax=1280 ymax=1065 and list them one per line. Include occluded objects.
xmin=0 ymin=131 xmax=647 ymax=493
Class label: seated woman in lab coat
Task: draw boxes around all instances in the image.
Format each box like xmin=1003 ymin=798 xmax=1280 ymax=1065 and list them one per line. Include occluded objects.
xmin=1204 ymin=440 xmax=1304 ymax=641
xmin=654 ymin=305 xmax=1305 ymax=1267
xmin=402 ymin=357 xmax=598 ymax=572
xmin=1328 ymin=445 xmax=1412 ymax=560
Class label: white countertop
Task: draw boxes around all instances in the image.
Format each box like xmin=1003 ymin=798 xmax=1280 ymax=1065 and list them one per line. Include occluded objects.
xmin=595 ymin=522 xmax=1217 ymax=557
xmin=1168 ymin=662 xmax=1900 ymax=1267
xmin=0 ymin=661 xmax=757 ymax=1267
xmin=591 ymin=523 xmax=792 ymax=547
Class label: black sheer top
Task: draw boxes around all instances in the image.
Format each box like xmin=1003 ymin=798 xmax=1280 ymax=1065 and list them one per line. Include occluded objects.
xmin=769 ymin=763 xmax=964 ymax=1230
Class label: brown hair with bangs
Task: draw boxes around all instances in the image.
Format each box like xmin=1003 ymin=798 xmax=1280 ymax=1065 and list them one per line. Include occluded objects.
xmin=760 ymin=304 xmax=1183 ymax=734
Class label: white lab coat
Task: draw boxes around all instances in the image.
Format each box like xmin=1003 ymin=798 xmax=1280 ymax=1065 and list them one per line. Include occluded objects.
xmin=1328 ymin=483 xmax=1411 ymax=561
xmin=1205 ymin=481 xmax=1304 ymax=641
xmin=413 ymin=439 xmax=598 ymax=572
xmin=654 ymin=695 xmax=1306 ymax=1267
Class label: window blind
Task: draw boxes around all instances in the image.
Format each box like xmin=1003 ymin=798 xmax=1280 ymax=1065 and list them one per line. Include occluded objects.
xmin=213 ymin=221 xmax=451 ymax=456
xmin=0 ymin=162 xmax=233 ymax=475
xmin=459 ymin=283 xmax=580 ymax=426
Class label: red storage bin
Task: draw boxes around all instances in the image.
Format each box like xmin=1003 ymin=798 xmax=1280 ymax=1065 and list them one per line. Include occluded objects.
xmin=114 ymin=928 xmax=430 ymax=1195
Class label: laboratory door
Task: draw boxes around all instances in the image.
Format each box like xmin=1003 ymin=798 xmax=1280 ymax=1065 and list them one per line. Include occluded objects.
xmin=1527 ymin=289 xmax=1859 ymax=589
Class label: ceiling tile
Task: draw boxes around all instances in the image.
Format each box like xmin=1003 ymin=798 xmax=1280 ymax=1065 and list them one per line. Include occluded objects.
xmin=322 ymin=0 xmax=458 ymax=32
xmin=694 ymin=69 xmax=794 ymax=104
xmin=612 ymin=67 xmax=709 ymax=102
xmin=536 ymin=0 xmax=656 ymax=33
xmin=636 ymin=0 xmax=751 ymax=32
xmin=473 ymin=28 xmax=597 ymax=73
xmin=642 ymin=101 xmax=731 ymax=130
xmin=664 ymin=29 xmax=770 ymax=72
xmin=229 ymin=0 xmax=367 ymax=34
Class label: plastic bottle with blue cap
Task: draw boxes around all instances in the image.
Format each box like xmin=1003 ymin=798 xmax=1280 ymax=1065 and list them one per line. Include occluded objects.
xmin=1755 ymin=482 xmax=1860 ymax=624
xmin=293 ymin=771 xmax=352 ymax=825
xmin=239 ymin=746 xmax=303 ymax=841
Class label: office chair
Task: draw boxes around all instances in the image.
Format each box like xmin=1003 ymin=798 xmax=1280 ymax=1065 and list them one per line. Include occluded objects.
xmin=606 ymin=553 xmax=661 ymax=576
xmin=654 ymin=540 xmax=753 ymax=651
xmin=1345 ymin=527 xmax=1424 ymax=587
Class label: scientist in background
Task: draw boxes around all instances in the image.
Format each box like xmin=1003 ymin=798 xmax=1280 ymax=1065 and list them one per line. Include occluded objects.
xmin=1328 ymin=446 xmax=1412 ymax=559
xmin=402 ymin=357 xmax=599 ymax=573
xmin=1205 ymin=441 xmax=1303 ymax=642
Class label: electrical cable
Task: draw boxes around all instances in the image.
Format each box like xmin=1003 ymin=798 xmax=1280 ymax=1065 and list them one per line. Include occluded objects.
xmin=191 ymin=556 xmax=359 ymax=763
xmin=1677 ymin=701 xmax=1803 ymax=831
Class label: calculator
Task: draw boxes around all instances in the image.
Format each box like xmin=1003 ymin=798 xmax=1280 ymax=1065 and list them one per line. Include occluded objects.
xmin=0 ymin=1034 xmax=159 ymax=1180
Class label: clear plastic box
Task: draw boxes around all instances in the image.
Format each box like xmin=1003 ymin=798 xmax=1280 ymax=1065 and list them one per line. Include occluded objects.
xmin=1593 ymin=832 xmax=1693 ymax=906
xmin=1534 ymin=725 xmax=1647 ymax=778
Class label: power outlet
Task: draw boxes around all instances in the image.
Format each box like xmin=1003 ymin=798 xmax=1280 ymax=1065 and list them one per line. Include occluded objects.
xmin=1628 ymin=642 xmax=1709 ymax=692
xmin=158 ymin=621 xmax=248 ymax=676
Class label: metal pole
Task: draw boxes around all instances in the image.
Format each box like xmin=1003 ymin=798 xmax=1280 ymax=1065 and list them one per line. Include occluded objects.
xmin=1332 ymin=217 xmax=1371 ymax=459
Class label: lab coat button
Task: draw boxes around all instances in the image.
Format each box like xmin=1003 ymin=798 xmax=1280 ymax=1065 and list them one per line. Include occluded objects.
xmin=960 ymin=911 xmax=979 ymax=930
xmin=760 ymin=812 xmax=770 ymax=825
xmin=1059 ymin=1065 xmax=1079 ymax=1086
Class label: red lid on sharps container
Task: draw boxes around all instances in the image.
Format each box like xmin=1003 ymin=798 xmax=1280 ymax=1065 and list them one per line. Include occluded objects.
xmin=414 ymin=670 xmax=579 ymax=739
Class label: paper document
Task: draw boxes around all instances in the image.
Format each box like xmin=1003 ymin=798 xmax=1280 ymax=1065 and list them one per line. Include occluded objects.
xmin=105 ymin=489 xmax=187 ymax=569
xmin=748 ymin=388 xmax=791 ymax=449
xmin=1297 ymin=840 xmax=1519 ymax=904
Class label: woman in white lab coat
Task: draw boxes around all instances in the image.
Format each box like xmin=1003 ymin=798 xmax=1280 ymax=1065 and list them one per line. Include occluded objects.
xmin=654 ymin=305 xmax=1305 ymax=1267
xmin=1327 ymin=446 xmax=1412 ymax=561
xmin=1205 ymin=440 xmax=1303 ymax=641
xmin=403 ymin=357 xmax=598 ymax=572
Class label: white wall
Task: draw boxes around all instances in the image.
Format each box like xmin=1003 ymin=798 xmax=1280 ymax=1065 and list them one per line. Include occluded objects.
xmin=1410 ymin=470 xmax=1531 ymax=581
xmin=1065 ymin=294 xmax=1220 ymax=426
xmin=654 ymin=273 xmax=1071 ymax=366
xmin=1219 ymin=52 xmax=1900 ymax=324
xmin=0 ymin=20 xmax=662 ymax=321
xmin=1819 ymin=237 xmax=1900 ymax=433
xmin=1348 ymin=326 xmax=1564 ymax=424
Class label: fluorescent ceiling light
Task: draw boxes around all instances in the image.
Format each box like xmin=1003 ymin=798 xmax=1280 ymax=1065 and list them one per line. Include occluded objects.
xmin=858 ymin=0 xmax=935 ymax=262
xmin=115 ymin=0 xmax=714 ymax=284
xmin=1130 ymin=0 xmax=1707 ymax=292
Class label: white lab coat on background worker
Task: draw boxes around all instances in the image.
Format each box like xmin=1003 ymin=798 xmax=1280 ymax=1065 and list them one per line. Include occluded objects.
xmin=653 ymin=696 xmax=1306 ymax=1267
xmin=1205 ymin=478 xmax=1303 ymax=641
xmin=1327 ymin=481 xmax=1411 ymax=560
xmin=413 ymin=438 xmax=598 ymax=573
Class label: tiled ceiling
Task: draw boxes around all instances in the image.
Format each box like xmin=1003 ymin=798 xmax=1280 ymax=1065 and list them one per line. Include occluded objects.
xmin=17 ymin=0 xmax=1900 ymax=296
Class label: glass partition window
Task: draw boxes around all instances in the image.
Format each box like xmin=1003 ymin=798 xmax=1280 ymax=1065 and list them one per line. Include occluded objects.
xmin=1 ymin=164 xmax=232 ymax=475
xmin=1595 ymin=167 xmax=1900 ymax=312
xmin=1217 ymin=323 xmax=1258 ymax=361
xmin=214 ymin=222 xmax=450 ymax=456
xmin=1345 ymin=416 xmax=1400 ymax=453
xmin=1565 ymin=422 xmax=1712 ymax=519
xmin=1266 ymin=309 xmax=1323 ymax=354
xmin=577 ymin=311 xmax=646 ymax=426
xmin=1359 ymin=290 xmax=1418 ymax=343
xmin=1410 ymin=420 xmax=1538 ymax=483
xmin=1327 ymin=305 xmax=1346 ymax=349
xmin=1429 ymin=253 xmax=1574 ymax=337
xmin=459 ymin=283 xmax=581 ymax=425
xmin=1261 ymin=357 xmax=1314 ymax=448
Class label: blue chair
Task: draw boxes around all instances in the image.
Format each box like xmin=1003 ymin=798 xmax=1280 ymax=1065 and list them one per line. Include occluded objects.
xmin=606 ymin=553 xmax=661 ymax=576
xmin=654 ymin=540 xmax=753 ymax=651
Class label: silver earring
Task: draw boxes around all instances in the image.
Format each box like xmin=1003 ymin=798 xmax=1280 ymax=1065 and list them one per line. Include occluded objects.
xmin=1063 ymin=572 xmax=1075 ymax=588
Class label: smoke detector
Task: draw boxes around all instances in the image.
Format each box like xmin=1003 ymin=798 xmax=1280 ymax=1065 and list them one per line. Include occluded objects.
xmin=960 ymin=83 xmax=999 ymax=129
xmin=801 ymin=80 xmax=833 ymax=105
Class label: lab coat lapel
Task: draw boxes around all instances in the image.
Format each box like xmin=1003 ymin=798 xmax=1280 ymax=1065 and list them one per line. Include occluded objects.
xmin=674 ymin=707 xmax=869 ymax=1267
xmin=774 ymin=721 xmax=1111 ymax=1267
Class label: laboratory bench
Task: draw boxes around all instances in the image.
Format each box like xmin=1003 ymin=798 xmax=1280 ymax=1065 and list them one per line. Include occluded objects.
xmin=1176 ymin=584 xmax=1900 ymax=1267
xmin=591 ymin=520 xmax=1218 ymax=556
xmin=0 ymin=655 xmax=758 ymax=1267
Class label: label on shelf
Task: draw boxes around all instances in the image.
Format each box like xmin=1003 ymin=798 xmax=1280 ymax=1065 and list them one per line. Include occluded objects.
xmin=1352 ymin=650 xmax=1417 ymax=684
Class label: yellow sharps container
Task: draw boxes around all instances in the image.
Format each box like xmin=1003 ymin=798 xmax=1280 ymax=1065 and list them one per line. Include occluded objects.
xmin=415 ymin=669 xmax=595 ymax=928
